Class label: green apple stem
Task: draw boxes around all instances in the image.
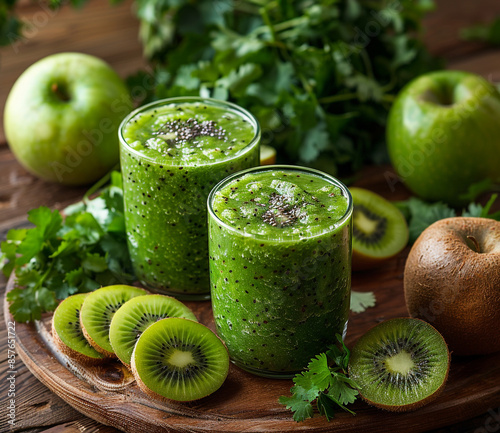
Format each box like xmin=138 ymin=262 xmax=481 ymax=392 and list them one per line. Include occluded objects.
xmin=466 ymin=235 xmax=481 ymax=253
xmin=51 ymin=83 xmax=70 ymax=102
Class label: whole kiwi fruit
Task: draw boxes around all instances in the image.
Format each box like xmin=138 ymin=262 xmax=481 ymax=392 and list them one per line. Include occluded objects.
xmin=404 ymin=217 xmax=500 ymax=356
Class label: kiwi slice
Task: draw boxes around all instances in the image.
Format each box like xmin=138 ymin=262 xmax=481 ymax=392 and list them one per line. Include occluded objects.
xmin=52 ymin=293 xmax=107 ymax=365
xmin=348 ymin=317 xmax=450 ymax=412
xmin=350 ymin=187 xmax=408 ymax=270
xmin=109 ymin=294 xmax=198 ymax=367
xmin=80 ymin=285 xmax=147 ymax=357
xmin=131 ymin=318 xmax=229 ymax=402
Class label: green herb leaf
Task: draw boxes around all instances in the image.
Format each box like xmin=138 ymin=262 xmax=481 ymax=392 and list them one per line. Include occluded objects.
xmin=279 ymin=387 xmax=315 ymax=422
xmin=461 ymin=17 xmax=500 ymax=45
xmin=396 ymin=193 xmax=500 ymax=244
xmin=463 ymin=194 xmax=500 ymax=220
xmin=350 ymin=291 xmax=376 ymax=314
xmin=3 ymin=171 xmax=135 ymax=322
xmin=279 ymin=334 xmax=360 ymax=422
xmin=396 ymin=197 xmax=456 ymax=243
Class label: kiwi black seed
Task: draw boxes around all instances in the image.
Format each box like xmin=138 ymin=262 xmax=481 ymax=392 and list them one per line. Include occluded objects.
xmin=80 ymin=285 xmax=147 ymax=357
xmin=348 ymin=317 xmax=450 ymax=412
xmin=349 ymin=187 xmax=408 ymax=270
xmin=131 ymin=317 xmax=229 ymax=402
xmin=52 ymin=293 xmax=106 ymax=365
xmin=109 ymin=294 xmax=198 ymax=367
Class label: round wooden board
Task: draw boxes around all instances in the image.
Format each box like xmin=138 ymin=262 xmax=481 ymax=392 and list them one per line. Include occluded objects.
xmin=4 ymin=257 xmax=500 ymax=433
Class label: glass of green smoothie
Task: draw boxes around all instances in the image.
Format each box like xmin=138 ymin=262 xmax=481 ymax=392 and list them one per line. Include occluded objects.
xmin=119 ymin=97 xmax=260 ymax=300
xmin=208 ymin=165 xmax=353 ymax=378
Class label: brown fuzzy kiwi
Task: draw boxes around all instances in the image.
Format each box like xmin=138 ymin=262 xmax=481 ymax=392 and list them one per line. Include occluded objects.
xmin=404 ymin=217 xmax=500 ymax=356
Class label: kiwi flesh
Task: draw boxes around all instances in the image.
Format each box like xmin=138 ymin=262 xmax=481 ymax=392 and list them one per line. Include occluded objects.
xmin=350 ymin=187 xmax=409 ymax=270
xmin=52 ymin=293 xmax=107 ymax=365
xmin=131 ymin=317 xmax=229 ymax=402
xmin=80 ymin=285 xmax=147 ymax=357
xmin=109 ymin=294 xmax=198 ymax=367
xmin=348 ymin=317 xmax=450 ymax=412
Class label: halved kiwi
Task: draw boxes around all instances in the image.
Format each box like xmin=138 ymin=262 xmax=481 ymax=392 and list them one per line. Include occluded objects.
xmin=131 ymin=317 xmax=230 ymax=402
xmin=260 ymin=144 xmax=277 ymax=165
xmin=80 ymin=285 xmax=147 ymax=357
xmin=109 ymin=294 xmax=198 ymax=367
xmin=348 ymin=317 xmax=450 ymax=412
xmin=350 ymin=187 xmax=409 ymax=270
xmin=52 ymin=293 xmax=107 ymax=365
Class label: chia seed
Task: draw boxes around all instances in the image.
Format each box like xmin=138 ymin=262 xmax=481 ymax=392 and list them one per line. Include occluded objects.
xmin=152 ymin=118 xmax=228 ymax=148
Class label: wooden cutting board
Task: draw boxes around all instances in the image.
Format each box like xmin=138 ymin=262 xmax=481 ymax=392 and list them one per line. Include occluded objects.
xmin=4 ymin=252 xmax=500 ymax=433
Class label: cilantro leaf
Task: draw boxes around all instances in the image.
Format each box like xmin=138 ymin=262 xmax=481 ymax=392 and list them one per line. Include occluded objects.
xmin=279 ymin=385 xmax=315 ymax=422
xmin=461 ymin=17 xmax=500 ymax=45
xmin=328 ymin=375 xmax=359 ymax=407
xmin=350 ymin=291 xmax=376 ymax=314
xmin=3 ymin=171 xmax=136 ymax=322
xmin=316 ymin=393 xmax=338 ymax=421
xmin=279 ymin=334 xmax=360 ymax=422
xmin=396 ymin=197 xmax=456 ymax=243
xmin=463 ymin=194 xmax=500 ymax=220
xmin=397 ymin=193 xmax=500 ymax=244
xmin=301 ymin=353 xmax=334 ymax=391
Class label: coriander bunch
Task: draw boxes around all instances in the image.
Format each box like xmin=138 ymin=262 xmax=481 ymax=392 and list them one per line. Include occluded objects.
xmin=279 ymin=335 xmax=360 ymax=422
xmin=0 ymin=172 xmax=135 ymax=322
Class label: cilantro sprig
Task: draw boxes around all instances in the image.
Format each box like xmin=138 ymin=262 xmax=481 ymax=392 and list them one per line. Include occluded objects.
xmin=396 ymin=193 xmax=500 ymax=244
xmin=279 ymin=334 xmax=360 ymax=422
xmin=127 ymin=0 xmax=441 ymax=173
xmin=0 ymin=171 xmax=135 ymax=322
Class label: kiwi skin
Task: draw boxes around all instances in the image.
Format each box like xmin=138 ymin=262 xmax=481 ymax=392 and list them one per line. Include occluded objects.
xmin=350 ymin=187 xmax=409 ymax=271
xmin=348 ymin=317 xmax=450 ymax=413
xmin=81 ymin=325 xmax=115 ymax=358
xmin=405 ymin=217 xmax=500 ymax=356
xmin=52 ymin=322 xmax=107 ymax=366
xmin=51 ymin=294 xmax=107 ymax=366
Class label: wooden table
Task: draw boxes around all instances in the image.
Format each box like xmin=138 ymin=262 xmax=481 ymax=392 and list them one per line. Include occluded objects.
xmin=1 ymin=1 xmax=500 ymax=432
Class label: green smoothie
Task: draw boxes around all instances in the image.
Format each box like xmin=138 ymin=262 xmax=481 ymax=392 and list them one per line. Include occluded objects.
xmin=119 ymin=98 xmax=260 ymax=299
xmin=208 ymin=166 xmax=353 ymax=377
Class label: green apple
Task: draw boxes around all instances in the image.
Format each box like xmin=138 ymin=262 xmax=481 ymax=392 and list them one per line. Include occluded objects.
xmin=4 ymin=52 xmax=133 ymax=186
xmin=387 ymin=70 xmax=500 ymax=206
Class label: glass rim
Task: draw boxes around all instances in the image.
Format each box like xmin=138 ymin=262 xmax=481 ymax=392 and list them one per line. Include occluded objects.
xmin=118 ymin=96 xmax=261 ymax=166
xmin=207 ymin=164 xmax=353 ymax=241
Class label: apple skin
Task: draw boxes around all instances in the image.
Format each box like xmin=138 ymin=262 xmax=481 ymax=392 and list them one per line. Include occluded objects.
xmin=4 ymin=52 xmax=133 ymax=186
xmin=387 ymin=70 xmax=500 ymax=206
xmin=404 ymin=217 xmax=500 ymax=356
